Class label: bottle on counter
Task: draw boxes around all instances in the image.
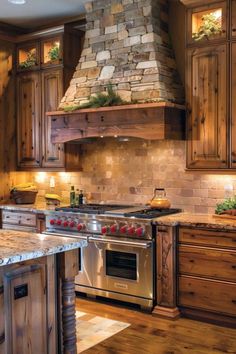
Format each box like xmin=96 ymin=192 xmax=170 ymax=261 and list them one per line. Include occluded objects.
xmin=70 ymin=185 xmax=76 ymax=207
xmin=78 ymin=190 xmax=84 ymax=205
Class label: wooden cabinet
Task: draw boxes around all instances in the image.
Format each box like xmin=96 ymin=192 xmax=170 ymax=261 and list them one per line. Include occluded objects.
xmin=17 ymin=72 xmax=41 ymax=168
xmin=16 ymin=23 xmax=84 ymax=170
xmin=186 ymin=1 xmax=227 ymax=45
xmin=232 ymin=0 xmax=236 ymax=37
xmin=1 ymin=210 xmax=37 ymax=232
xmin=184 ymin=0 xmax=236 ymax=170
xmin=178 ymin=227 xmax=236 ymax=325
xmin=231 ymin=43 xmax=236 ymax=167
xmin=186 ymin=44 xmax=227 ymax=168
xmin=0 ymin=256 xmax=57 ymax=354
xmin=41 ymin=68 xmax=64 ymax=168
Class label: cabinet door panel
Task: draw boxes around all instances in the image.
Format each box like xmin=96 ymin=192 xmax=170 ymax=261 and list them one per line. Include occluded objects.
xmin=179 ymin=245 xmax=236 ymax=281
xmin=178 ymin=275 xmax=236 ymax=316
xmin=232 ymin=0 xmax=236 ymax=37
xmin=186 ymin=44 xmax=227 ymax=169
xmin=4 ymin=264 xmax=47 ymax=354
xmin=41 ymin=69 xmax=65 ymax=168
xmin=17 ymin=73 xmax=41 ymax=168
xmin=231 ymin=43 xmax=236 ymax=167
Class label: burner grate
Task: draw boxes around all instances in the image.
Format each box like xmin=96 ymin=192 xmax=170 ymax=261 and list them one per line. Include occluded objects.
xmin=123 ymin=208 xmax=182 ymax=219
xmin=55 ymin=204 xmax=133 ymax=214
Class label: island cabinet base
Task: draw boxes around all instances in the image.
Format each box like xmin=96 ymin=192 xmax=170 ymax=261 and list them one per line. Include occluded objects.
xmin=0 ymin=249 xmax=79 ymax=354
xmin=0 ymin=255 xmax=57 ymax=354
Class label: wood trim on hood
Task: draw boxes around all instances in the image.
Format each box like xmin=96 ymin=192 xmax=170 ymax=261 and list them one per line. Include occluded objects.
xmin=47 ymin=102 xmax=186 ymax=143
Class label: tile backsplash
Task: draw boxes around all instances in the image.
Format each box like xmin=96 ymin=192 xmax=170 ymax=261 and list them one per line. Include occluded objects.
xmin=9 ymin=139 xmax=236 ymax=214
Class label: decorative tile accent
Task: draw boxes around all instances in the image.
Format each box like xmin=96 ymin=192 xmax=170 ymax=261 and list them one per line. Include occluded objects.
xmin=76 ymin=311 xmax=130 ymax=353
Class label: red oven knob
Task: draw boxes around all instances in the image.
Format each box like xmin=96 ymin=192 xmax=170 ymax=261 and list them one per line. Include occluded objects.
xmin=101 ymin=226 xmax=108 ymax=234
xmin=50 ymin=219 xmax=55 ymax=225
xmin=77 ymin=223 xmax=85 ymax=231
xmin=128 ymin=226 xmax=135 ymax=235
xmin=56 ymin=220 xmax=62 ymax=226
xmin=110 ymin=224 xmax=117 ymax=233
xmin=63 ymin=221 xmax=69 ymax=227
xmin=69 ymin=221 xmax=75 ymax=228
xmin=135 ymin=227 xmax=144 ymax=237
xmin=120 ymin=225 xmax=127 ymax=233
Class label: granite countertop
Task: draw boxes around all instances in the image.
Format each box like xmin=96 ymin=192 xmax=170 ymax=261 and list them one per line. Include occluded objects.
xmin=155 ymin=212 xmax=236 ymax=231
xmin=0 ymin=229 xmax=86 ymax=266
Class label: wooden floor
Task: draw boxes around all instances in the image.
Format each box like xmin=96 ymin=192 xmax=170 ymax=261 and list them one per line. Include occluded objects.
xmin=76 ymin=296 xmax=236 ymax=354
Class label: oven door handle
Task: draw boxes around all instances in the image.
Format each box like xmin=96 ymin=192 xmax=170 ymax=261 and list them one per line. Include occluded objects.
xmin=42 ymin=231 xmax=89 ymax=244
xmin=89 ymin=236 xmax=152 ymax=249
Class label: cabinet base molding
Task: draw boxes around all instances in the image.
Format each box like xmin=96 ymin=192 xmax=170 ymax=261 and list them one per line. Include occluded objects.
xmin=180 ymin=307 xmax=236 ymax=329
xmin=152 ymin=306 xmax=180 ymax=319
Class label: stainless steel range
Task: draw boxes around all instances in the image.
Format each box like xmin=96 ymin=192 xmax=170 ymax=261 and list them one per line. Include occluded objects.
xmin=44 ymin=204 xmax=181 ymax=310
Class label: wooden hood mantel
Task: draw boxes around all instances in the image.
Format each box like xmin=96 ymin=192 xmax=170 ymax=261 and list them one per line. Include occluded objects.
xmin=47 ymin=102 xmax=185 ymax=143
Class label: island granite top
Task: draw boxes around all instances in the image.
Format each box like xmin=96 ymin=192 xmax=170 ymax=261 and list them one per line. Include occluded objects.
xmin=0 ymin=229 xmax=86 ymax=266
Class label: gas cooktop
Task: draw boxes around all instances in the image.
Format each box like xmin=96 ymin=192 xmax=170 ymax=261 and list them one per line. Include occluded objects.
xmin=54 ymin=204 xmax=181 ymax=219
xmin=55 ymin=204 xmax=134 ymax=214
xmin=123 ymin=207 xmax=182 ymax=219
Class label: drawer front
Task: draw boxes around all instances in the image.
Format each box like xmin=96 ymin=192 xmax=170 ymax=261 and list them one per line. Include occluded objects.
xmin=178 ymin=275 xmax=236 ymax=316
xmin=179 ymin=245 xmax=236 ymax=282
xmin=2 ymin=211 xmax=36 ymax=227
xmin=179 ymin=228 xmax=236 ymax=249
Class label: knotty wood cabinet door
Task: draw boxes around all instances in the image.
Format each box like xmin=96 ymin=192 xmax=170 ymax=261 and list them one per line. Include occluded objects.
xmin=186 ymin=44 xmax=227 ymax=169
xmin=17 ymin=72 xmax=41 ymax=168
xmin=232 ymin=0 xmax=236 ymax=37
xmin=41 ymin=69 xmax=65 ymax=168
xmin=231 ymin=43 xmax=236 ymax=167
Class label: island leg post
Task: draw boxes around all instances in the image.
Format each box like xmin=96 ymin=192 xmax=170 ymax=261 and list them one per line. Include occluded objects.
xmin=58 ymin=249 xmax=79 ymax=354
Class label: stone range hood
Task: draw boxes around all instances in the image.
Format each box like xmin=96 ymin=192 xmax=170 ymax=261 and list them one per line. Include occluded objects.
xmin=48 ymin=0 xmax=185 ymax=143
xmin=60 ymin=0 xmax=184 ymax=107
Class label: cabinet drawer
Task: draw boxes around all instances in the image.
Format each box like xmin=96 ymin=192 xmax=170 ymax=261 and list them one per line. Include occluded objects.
xmin=179 ymin=228 xmax=236 ymax=249
xmin=178 ymin=275 xmax=236 ymax=316
xmin=2 ymin=211 xmax=36 ymax=227
xmin=179 ymin=245 xmax=236 ymax=282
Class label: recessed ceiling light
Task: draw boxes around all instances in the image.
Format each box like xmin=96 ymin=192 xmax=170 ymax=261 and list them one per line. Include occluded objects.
xmin=8 ymin=0 xmax=26 ymax=4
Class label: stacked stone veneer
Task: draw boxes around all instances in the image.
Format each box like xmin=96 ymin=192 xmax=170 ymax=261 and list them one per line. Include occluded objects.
xmin=60 ymin=0 xmax=184 ymax=107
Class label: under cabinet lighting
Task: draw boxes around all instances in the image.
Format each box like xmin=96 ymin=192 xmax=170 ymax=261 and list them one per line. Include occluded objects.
xmin=8 ymin=0 xmax=26 ymax=4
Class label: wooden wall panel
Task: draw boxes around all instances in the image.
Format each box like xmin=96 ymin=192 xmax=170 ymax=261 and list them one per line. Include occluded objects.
xmin=0 ymin=39 xmax=16 ymax=203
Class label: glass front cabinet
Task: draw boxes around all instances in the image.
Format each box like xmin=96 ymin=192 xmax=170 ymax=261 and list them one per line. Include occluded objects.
xmin=187 ymin=1 xmax=226 ymax=45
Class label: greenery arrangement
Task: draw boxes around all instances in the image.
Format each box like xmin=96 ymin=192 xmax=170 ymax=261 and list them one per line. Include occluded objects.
xmin=215 ymin=197 xmax=236 ymax=214
xmin=63 ymin=84 xmax=128 ymax=112
xmin=192 ymin=13 xmax=222 ymax=41
xmin=48 ymin=45 xmax=60 ymax=61
xmin=19 ymin=50 xmax=36 ymax=69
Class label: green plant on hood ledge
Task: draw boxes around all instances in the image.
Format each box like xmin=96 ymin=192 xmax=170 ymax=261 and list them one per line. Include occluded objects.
xmin=63 ymin=84 xmax=130 ymax=112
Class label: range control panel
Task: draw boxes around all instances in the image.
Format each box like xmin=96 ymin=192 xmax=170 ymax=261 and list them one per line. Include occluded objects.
xmin=46 ymin=213 xmax=153 ymax=240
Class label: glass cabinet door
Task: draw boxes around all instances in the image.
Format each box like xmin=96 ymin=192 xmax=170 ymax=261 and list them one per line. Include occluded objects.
xmin=187 ymin=2 xmax=226 ymax=44
xmin=41 ymin=36 xmax=62 ymax=67
xmin=17 ymin=42 xmax=39 ymax=71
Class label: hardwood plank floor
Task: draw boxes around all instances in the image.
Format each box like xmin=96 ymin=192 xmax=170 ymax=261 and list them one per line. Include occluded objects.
xmin=76 ymin=296 xmax=236 ymax=354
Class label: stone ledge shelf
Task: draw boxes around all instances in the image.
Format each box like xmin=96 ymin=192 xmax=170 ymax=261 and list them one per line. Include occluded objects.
xmin=47 ymin=102 xmax=186 ymax=143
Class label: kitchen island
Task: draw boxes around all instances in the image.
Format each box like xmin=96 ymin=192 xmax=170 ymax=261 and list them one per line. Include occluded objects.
xmin=0 ymin=229 xmax=86 ymax=354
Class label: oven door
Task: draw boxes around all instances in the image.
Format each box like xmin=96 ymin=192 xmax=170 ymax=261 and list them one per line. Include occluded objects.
xmin=89 ymin=236 xmax=153 ymax=299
